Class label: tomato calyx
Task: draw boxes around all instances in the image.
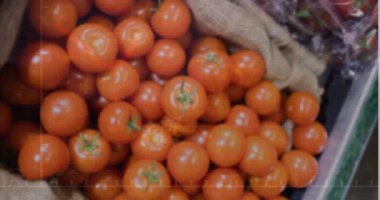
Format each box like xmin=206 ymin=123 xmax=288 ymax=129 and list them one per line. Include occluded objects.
xmin=143 ymin=162 xmax=164 ymax=188
xmin=79 ymin=133 xmax=100 ymax=155
xmin=201 ymin=51 xmax=221 ymax=65
xmin=126 ymin=111 xmax=141 ymax=133
xmin=177 ymin=79 xmax=195 ymax=114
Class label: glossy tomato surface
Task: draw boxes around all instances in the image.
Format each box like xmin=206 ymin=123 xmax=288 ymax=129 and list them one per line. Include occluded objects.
xmin=293 ymin=122 xmax=328 ymax=155
xmin=131 ymin=81 xmax=164 ymax=121
xmin=62 ymin=68 xmax=97 ymax=99
xmin=231 ymin=50 xmax=265 ymax=88
xmin=4 ymin=120 xmax=39 ymax=151
xmin=84 ymin=169 xmax=123 ymax=200
xmin=94 ymin=0 xmax=134 ymax=15
xmin=201 ymin=92 xmax=231 ymax=123
xmin=245 ymin=81 xmax=281 ymax=115
xmin=225 ymin=105 xmax=260 ymax=136
xmin=259 ymin=121 xmax=288 ymax=155
xmin=285 ymin=91 xmax=320 ymax=125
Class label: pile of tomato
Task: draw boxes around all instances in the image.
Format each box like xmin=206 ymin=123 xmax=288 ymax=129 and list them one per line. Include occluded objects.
xmin=0 ymin=0 xmax=329 ymax=200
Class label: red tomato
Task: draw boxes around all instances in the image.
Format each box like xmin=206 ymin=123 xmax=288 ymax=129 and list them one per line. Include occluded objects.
xmin=161 ymin=76 xmax=208 ymax=123
xmin=117 ymin=0 xmax=156 ymax=22
xmin=84 ymin=169 xmax=123 ymax=200
xmin=281 ymin=150 xmax=319 ymax=188
xmin=131 ymin=81 xmax=164 ymax=121
xmin=87 ymin=14 xmax=115 ymax=30
xmin=98 ymin=102 xmax=142 ymax=144
xmin=0 ymin=102 xmax=12 ymax=136
xmin=90 ymin=95 xmax=111 ymax=113
xmin=123 ymin=159 xmax=171 ymax=200
xmin=109 ymin=143 xmax=129 ymax=166
xmin=114 ymin=17 xmax=155 ymax=59
xmin=161 ymin=116 xmax=197 ymax=137
xmin=190 ymin=36 xmax=227 ymax=55
xmin=242 ymin=192 xmax=260 ymax=200
xmin=40 ymin=90 xmax=88 ymax=137
xmin=202 ymin=168 xmax=244 ymax=200
xmin=71 ymin=0 xmax=92 ymax=17
xmin=240 ymin=136 xmax=278 ymax=176
xmin=147 ymin=39 xmax=186 ymax=78
xmin=62 ymin=68 xmax=97 ymax=99
xmin=150 ymin=73 xmax=168 ymax=86
xmin=285 ymin=91 xmax=320 ymax=125
xmin=259 ymin=121 xmax=288 ymax=155
xmin=167 ymin=141 xmax=209 ymax=184
xmin=114 ymin=193 xmax=128 ymax=200
xmin=129 ymin=58 xmax=151 ymax=81
xmin=226 ymin=105 xmax=260 ymax=136
xmin=18 ymin=41 xmax=70 ymax=90
xmin=180 ymin=181 xmax=201 ymax=196
xmin=267 ymin=196 xmax=288 ymax=200
xmin=192 ymin=194 xmax=205 ymax=200
xmin=174 ymin=31 xmax=193 ymax=49
xmin=231 ymin=50 xmax=265 ymax=88
xmin=69 ymin=129 xmax=111 ymax=173
xmin=293 ymin=122 xmax=328 ymax=155
xmin=225 ymin=84 xmax=247 ymax=103
xmin=57 ymin=168 xmax=89 ymax=186
xmin=18 ymin=134 xmax=70 ymax=180
xmin=28 ymin=0 xmax=77 ymax=38
xmin=165 ymin=188 xmax=190 ymax=200
xmin=97 ymin=60 xmax=140 ymax=101
xmin=201 ymin=92 xmax=231 ymax=123
xmin=186 ymin=124 xmax=213 ymax=147
xmin=94 ymin=0 xmax=134 ymax=15
xmin=245 ymin=81 xmax=281 ymax=115
xmin=3 ymin=120 xmax=39 ymax=151
xmin=151 ymin=0 xmax=191 ymax=38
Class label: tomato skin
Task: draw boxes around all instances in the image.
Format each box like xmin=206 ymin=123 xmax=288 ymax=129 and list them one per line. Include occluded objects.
xmin=68 ymin=23 xmax=118 ymax=73
xmin=28 ymin=0 xmax=77 ymax=38
xmin=285 ymin=91 xmax=320 ymax=125
xmin=151 ymin=0 xmax=191 ymax=38
xmin=175 ymin=31 xmax=193 ymax=49
xmin=259 ymin=121 xmax=288 ymax=155
xmin=180 ymin=181 xmax=201 ymax=196
xmin=117 ymin=0 xmax=156 ymax=22
xmin=131 ymin=81 xmax=164 ymax=121
xmin=97 ymin=60 xmax=140 ymax=101
xmin=165 ymin=188 xmax=190 ymax=200
xmin=202 ymin=168 xmax=244 ymax=200
xmin=167 ymin=141 xmax=210 ymax=184
xmin=293 ymin=122 xmax=328 ymax=155
xmin=18 ymin=41 xmax=70 ymax=90
xmin=18 ymin=134 xmax=70 ymax=180
xmin=90 ymin=96 xmax=111 ymax=113
xmin=57 ymin=168 xmax=89 ymax=186
xmin=41 ymin=90 xmax=88 ymax=137
xmin=201 ymin=92 xmax=231 ymax=123
xmin=226 ymin=105 xmax=260 ymax=136
xmin=161 ymin=116 xmax=197 ymax=137
xmin=186 ymin=124 xmax=213 ymax=147
xmin=245 ymin=81 xmax=281 ymax=115
xmin=281 ymin=150 xmax=319 ymax=188
xmin=87 ymin=14 xmax=115 ymax=30
xmin=266 ymin=196 xmax=288 ymax=200
xmin=225 ymin=84 xmax=246 ymax=103
xmin=147 ymin=39 xmax=186 ymax=78
xmin=84 ymin=169 xmax=123 ymax=200
xmin=190 ymin=36 xmax=227 ymax=56
xmin=71 ymin=0 xmax=92 ymax=17
xmin=3 ymin=120 xmax=39 ymax=151
xmin=123 ymin=159 xmax=171 ymax=200
xmin=242 ymin=192 xmax=260 ymax=200
xmin=0 ymin=102 xmax=12 ymax=136
xmin=231 ymin=50 xmax=265 ymax=88
xmin=114 ymin=193 xmax=128 ymax=200
xmin=114 ymin=17 xmax=155 ymax=59
xmin=62 ymin=68 xmax=97 ymax=99
xmin=108 ymin=143 xmax=129 ymax=166
xmin=130 ymin=58 xmax=151 ymax=81
xmin=94 ymin=0 xmax=134 ymax=15
xmin=98 ymin=102 xmax=142 ymax=144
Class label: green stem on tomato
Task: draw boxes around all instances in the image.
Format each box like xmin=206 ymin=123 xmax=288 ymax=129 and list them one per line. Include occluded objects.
xmin=126 ymin=111 xmax=141 ymax=133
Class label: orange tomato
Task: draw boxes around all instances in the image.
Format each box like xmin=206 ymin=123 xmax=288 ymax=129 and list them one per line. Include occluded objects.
xmin=94 ymin=0 xmax=134 ymax=15
xmin=225 ymin=84 xmax=247 ymax=103
xmin=62 ymin=68 xmax=97 ymax=99
xmin=201 ymin=92 xmax=231 ymax=123
xmin=131 ymin=81 xmax=164 ymax=121
xmin=165 ymin=188 xmax=190 ymax=200
xmin=4 ymin=120 xmax=39 ymax=151
xmin=117 ymin=0 xmax=156 ymax=22
xmin=57 ymin=168 xmax=89 ymax=186
xmin=87 ymin=14 xmax=115 ymax=30
xmin=190 ymin=36 xmax=227 ymax=55
xmin=186 ymin=124 xmax=213 ymax=147
xmin=293 ymin=122 xmax=328 ymax=155
xmin=129 ymin=58 xmax=151 ymax=81
xmin=266 ymin=196 xmax=289 ymax=200
xmin=71 ymin=0 xmax=92 ymax=17
xmin=108 ymin=143 xmax=129 ymax=166
xmin=285 ymin=91 xmax=320 ymax=125
xmin=245 ymin=81 xmax=281 ymax=115
xmin=161 ymin=116 xmax=197 ymax=137
xmin=175 ymin=31 xmax=193 ymax=49
xmin=242 ymin=192 xmax=260 ymax=200
xmin=259 ymin=121 xmax=288 ymax=155
xmin=231 ymin=50 xmax=265 ymax=88
xmin=84 ymin=169 xmax=123 ymax=200
xmin=226 ymin=105 xmax=260 ymax=136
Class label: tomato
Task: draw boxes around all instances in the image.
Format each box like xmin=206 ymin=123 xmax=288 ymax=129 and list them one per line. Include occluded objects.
xmin=226 ymin=105 xmax=260 ymax=136
xmin=206 ymin=124 xmax=245 ymax=167
xmin=84 ymin=169 xmax=123 ymax=200
xmin=167 ymin=141 xmax=209 ymax=184
xmin=202 ymin=168 xmax=244 ymax=200
xmin=240 ymin=136 xmax=278 ymax=176
xmin=180 ymin=181 xmax=201 ymax=196
xmin=57 ymin=168 xmax=89 ymax=186
xmin=190 ymin=36 xmax=227 ymax=56
xmin=266 ymin=196 xmax=289 ymax=200
xmin=242 ymin=192 xmax=260 ymax=200
xmin=285 ymin=91 xmax=320 ymax=125
xmin=231 ymin=50 xmax=265 ymax=88
xmin=114 ymin=17 xmax=155 ymax=59
xmin=186 ymin=124 xmax=213 ymax=147
xmin=150 ymin=73 xmax=168 ymax=86
xmin=130 ymin=58 xmax=151 ymax=81
xmin=225 ymin=84 xmax=246 ymax=103
xmin=109 ymin=143 xmax=129 ymax=166
xmin=191 ymin=194 xmax=205 ymax=200
xmin=87 ymin=14 xmax=115 ymax=30
xmin=62 ymin=68 xmax=97 ymax=99
xmin=0 ymin=102 xmax=12 ymax=136
xmin=90 ymin=95 xmax=111 ymax=113
xmin=281 ymin=150 xmax=319 ymax=188
xmin=147 ymin=39 xmax=186 ymax=78
xmin=161 ymin=76 xmax=207 ymax=123
xmin=18 ymin=41 xmax=70 ymax=90
xmin=123 ymin=159 xmax=171 ymax=200
xmin=41 ymin=90 xmax=88 ymax=137
xmin=201 ymin=92 xmax=231 ymax=123
xmin=293 ymin=122 xmax=328 ymax=155
xmin=28 ymin=0 xmax=77 ymax=38
xmin=165 ymin=188 xmax=190 ymax=200
xmin=3 ymin=120 xmax=39 ymax=151
xmin=131 ymin=81 xmax=164 ymax=121
xmin=117 ymin=0 xmax=156 ymax=22
xmin=263 ymin=102 xmax=286 ymax=124
xmin=94 ymin=0 xmax=134 ymax=15
xmin=71 ymin=0 xmax=92 ymax=17
xmin=114 ymin=193 xmax=128 ymax=200
xmin=259 ymin=121 xmax=288 ymax=155
xmin=174 ymin=31 xmax=193 ymax=49
xmin=245 ymin=81 xmax=281 ymax=115
xmin=98 ymin=102 xmax=142 ymax=144
xmin=131 ymin=124 xmax=173 ymax=161
xmin=250 ymin=162 xmax=288 ymax=198
xmin=67 ymin=23 xmax=118 ymax=73
xmin=69 ymin=129 xmax=111 ymax=173
xmin=18 ymin=134 xmax=70 ymax=180
xmin=151 ymin=0 xmax=191 ymax=38
xmin=161 ymin=115 xmax=197 ymax=137
xmin=97 ymin=60 xmax=140 ymax=101
xmin=188 ymin=50 xmax=232 ymax=93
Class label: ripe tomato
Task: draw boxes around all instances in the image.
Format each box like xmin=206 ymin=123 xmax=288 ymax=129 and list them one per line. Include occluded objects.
xmin=90 ymin=95 xmax=111 ymax=113
xmin=117 ymin=0 xmax=156 ymax=22
xmin=150 ymin=73 xmax=168 ymax=86
xmin=266 ymin=196 xmax=289 ymax=200
xmin=87 ymin=14 xmax=115 ymax=30
xmin=97 ymin=60 xmax=140 ymax=101
xmin=180 ymin=181 xmax=201 ymax=196
xmin=231 ymin=50 xmax=265 ymax=88
xmin=175 ymin=31 xmax=193 ymax=49
xmin=285 ymin=91 xmax=320 ymax=125
xmin=123 ymin=159 xmax=171 ymax=200
xmin=67 ymin=23 xmax=118 ymax=73
xmin=186 ymin=124 xmax=213 ymax=147
xmin=57 ymin=168 xmax=89 ymax=186
xmin=190 ymin=36 xmax=227 ymax=55
xmin=161 ymin=76 xmax=207 ymax=123
xmin=201 ymin=92 xmax=231 ymax=123
xmin=98 ymin=102 xmax=142 ymax=144
xmin=147 ymin=39 xmax=186 ymax=78
xmin=109 ymin=143 xmax=129 ymax=166
xmin=71 ymin=0 xmax=92 ymax=17
xmin=281 ymin=150 xmax=319 ymax=188
xmin=41 ymin=90 xmax=88 ymax=137
xmin=226 ymin=105 xmax=260 ymax=136
xmin=225 ymin=84 xmax=246 ymax=103
xmin=62 ymin=68 xmax=97 ymax=99
xmin=245 ymin=81 xmax=281 ymax=115
xmin=161 ymin=116 xmax=197 ymax=137
xmin=3 ymin=120 xmax=39 ymax=151
xmin=188 ymin=50 xmax=232 ymax=93
xmin=240 ymin=136 xmax=278 ymax=177
xmin=242 ymin=192 xmax=260 ymax=200
xmin=293 ymin=122 xmax=328 ymax=155
xmin=94 ymin=0 xmax=134 ymax=15
xmin=151 ymin=0 xmax=191 ymax=38
xmin=206 ymin=124 xmax=245 ymax=167
xmin=18 ymin=134 xmax=70 ymax=180
xmin=114 ymin=193 xmax=128 ymax=200
xmin=131 ymin=81 xmax=164 ymax=121
xmin=202 ymin=168 xmax=244 ymax=200
xmin=28 ymin=0 xmax=77 ymax=38
xmin=263 ymin=102 xmax=286 ymax=124
xmin=130 ymin=58 xmax=151 ymax=81
xmin=250 ymin=162 xmax=288 ymax=198
xmin=131 ymin=124 xmax=173 ymax=161
xmin=192 ymin=194 xmax=205 ymax=200
xmin=114 ymin=17 xmax=155 ymax=59
xmin=69 ymin=129 xmax=111 ymax=173
xmin=0 ymin=102 xmax=12 ymax=136
xmin=259 ymin=121 xmax=288 ymax=155
xmin=18 ymin=41 xmax=70 ymax=90
xmin=84 ymin=169 xmax=123 ymax=200
xmin=167 ymin=141 xmax=209 ymax=184
xmin=165 ymin=188 xmax=190 ymax=200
